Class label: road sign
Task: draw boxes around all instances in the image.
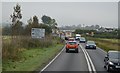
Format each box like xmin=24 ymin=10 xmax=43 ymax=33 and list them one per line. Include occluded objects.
xmin=31 ymin=28 xmax=45 ymax=39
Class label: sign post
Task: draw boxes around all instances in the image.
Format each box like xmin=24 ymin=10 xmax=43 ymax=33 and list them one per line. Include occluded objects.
xmin=31 ymin=28 xmax=45 ymax=39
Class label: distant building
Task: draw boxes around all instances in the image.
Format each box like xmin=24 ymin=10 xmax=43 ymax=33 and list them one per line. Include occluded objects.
xmin=97 ymin=27 xmax=115 ymax=32
xmin=97 ymin=27 xmax=106 ymax=32
xmin=104 ymin=28 xmax=115 ymax=32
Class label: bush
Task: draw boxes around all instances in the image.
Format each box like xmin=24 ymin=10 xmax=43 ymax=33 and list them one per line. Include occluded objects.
xmin=2 ymin=39 xmax=22 ymax=60
xmin=2 ymin=36 xmax=61 ymax=61
xmin=20 ymin=36 xmax=53 ymax=49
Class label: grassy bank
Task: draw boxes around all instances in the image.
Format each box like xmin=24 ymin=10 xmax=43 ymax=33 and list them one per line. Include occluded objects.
xmin=3 ymin=44 xmax=64 ymax=72
xmin=86 ymin=37 xmax=119 ymax=52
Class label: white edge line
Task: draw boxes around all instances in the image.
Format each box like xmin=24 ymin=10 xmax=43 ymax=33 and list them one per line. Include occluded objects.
xmin=97 ymin=47 xmax=107 ymax=54
xmin=40 ymin=46 xmax=65 ymax=72
xmin=80 ymin=44 xmax=92 ymax=73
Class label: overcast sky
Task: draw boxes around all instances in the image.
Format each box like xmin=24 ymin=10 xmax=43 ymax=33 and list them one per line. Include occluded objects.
xmin=1 ymin=2 xmax=119 ymax=28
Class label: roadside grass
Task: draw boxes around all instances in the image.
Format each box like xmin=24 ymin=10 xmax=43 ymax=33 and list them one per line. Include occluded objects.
xmin=101 ymin=39 xmax=118 ymax=43
xmin=95 ymin=41 xmax=119 ymax=52
xmin=96 ymin=38 xmax=119 ymax=45
xmin=2 ymin=44 xmax=64 ymax=71
xmin=2 ymin=36 xmax=56 ymax=60
xmin=86 ymin=37 xmax=119 ymax=52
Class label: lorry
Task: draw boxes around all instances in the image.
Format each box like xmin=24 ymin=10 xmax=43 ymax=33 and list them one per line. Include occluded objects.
xmin=65 ymin=31 xmax=72 ymax=40
xmin=75 ymin=34 xmax=81 ymax=40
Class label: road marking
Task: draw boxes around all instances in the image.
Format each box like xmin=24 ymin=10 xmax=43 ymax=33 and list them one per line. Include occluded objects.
xmin=40 ymin=46 xmax=65 ymax=72
xmin=80 ymin=45 xmax=92 ymax=72
xmin=97 ymin=47 xmax=107 ymax=54
xmin=80 ymin=44 xmax=97 ymax=73
xmin=85 ymin=49 xmax=97 ymax=73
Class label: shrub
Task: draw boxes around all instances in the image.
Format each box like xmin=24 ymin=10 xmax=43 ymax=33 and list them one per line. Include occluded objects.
xmin=2 ymin=39 xmax=22 ymax=60
xmin=20 ymin=36 xmax=53 ymax=49
xmin=2 ymin=36 xmax=61 ymax=61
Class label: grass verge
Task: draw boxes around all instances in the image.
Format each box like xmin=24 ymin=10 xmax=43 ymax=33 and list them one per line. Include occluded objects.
xmin=2 ymin=44 xmax=64 ymax=72
xmin=86 ymin=37 xmax=119 ymax=52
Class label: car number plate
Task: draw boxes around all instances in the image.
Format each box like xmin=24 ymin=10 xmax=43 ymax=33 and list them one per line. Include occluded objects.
xmin=116 ymin=66 xmax=120 ymax=68
xmin=69 ymin=49 xmax=75 ymax=50
xmin=90 ymin=46 xmax=93 ymax=47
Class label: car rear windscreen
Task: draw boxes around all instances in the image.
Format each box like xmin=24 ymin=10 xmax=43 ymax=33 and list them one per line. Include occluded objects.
xmin=87 ymin=41 xmax=95 ymax=44
xmin=68 ymin=42 xmax=76 ymax=45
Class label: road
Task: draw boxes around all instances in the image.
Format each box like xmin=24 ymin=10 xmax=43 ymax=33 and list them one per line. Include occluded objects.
xmin=81 ymin=43 xmax=107 ymax=71
xmin=40 ymin=42 xmax=108 ymax=73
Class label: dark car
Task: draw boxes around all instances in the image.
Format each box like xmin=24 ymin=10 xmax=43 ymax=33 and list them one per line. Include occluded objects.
xmin=85 ymin=41 xmax=96 ymax=49
xmin=66 ymin=41 xmax=79 ymax=53
xmin=104 ymin=51 xmax=120 ymax=72
xmin=79 ymin=37 xmax=86 ymax=43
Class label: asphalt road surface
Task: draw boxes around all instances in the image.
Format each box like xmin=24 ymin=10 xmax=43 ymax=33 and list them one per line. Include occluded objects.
xmin=80 ymin=43 xmax=107 ymax=72
xmin=40 ymin=42 xmax=108 ymax=73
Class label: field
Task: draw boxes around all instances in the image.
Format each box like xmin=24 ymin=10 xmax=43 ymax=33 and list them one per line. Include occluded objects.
xmin=86 ymin=37 xmax=119 ymax=52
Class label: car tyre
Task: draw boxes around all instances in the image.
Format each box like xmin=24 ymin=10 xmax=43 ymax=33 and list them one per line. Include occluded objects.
xmin=94 ymin=47 xmax=96 ymax=49
xmin=106 ymin=65 xmax=111 ymax=72
xmin=76 ymin=49 xmax=78 ymax=53
xmin=104 ymin=65 xmax=106 ymax=68
xmin=85 ymin=47 xmax=88 ymax=49
xmin=66 ymin=49 xmax=69 ymax=53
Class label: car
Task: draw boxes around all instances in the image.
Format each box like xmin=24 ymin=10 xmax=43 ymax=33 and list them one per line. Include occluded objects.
xmin=85 ymin=41 xmax=96 ymax=49
xmin=79 ymin=37 xmax=86 ymax=43
xmin=68 ymin=38 xmax=75 ymax=41
xmin=66 ymin=41 xmax=79 ymax=53
xmin=75 ymin=34 xmax=81 ymax=40
xmin=104 ymin=51 xmax=120 ymax=72
xmin=65 ymin=37 xmax=75 ymax=44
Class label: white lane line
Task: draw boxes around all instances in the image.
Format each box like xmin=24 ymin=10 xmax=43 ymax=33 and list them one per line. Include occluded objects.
xmin=40 ymin=46 xmax=65 ymax=72
xmin=80 ymin=45 xmax=92 ymax=73
xmin=80 ymin=44 xmax=97 ymax=73
xmin=85 ymin=49 xmax=97 ymax=73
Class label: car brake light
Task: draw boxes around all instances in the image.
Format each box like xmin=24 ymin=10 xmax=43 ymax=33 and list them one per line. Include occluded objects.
xmin=75 ymin=44 xmax=78 ymax=48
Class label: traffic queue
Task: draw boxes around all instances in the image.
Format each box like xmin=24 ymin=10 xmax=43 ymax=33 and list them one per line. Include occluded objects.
xmin=65 ymin=36 xmax=120 ymax=72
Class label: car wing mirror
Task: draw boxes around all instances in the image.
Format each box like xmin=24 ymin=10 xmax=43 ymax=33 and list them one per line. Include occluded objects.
xmin=105 ymin=55 xmax=109 ymax=60
xmin=105 ymin=55 xmax=108 ymax=58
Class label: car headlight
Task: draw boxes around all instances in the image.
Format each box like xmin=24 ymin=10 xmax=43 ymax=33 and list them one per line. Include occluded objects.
xmin=109 ymin=62 xmax=114 ymax=65
xmin=86 ymin=44 xmax=89 ymax=46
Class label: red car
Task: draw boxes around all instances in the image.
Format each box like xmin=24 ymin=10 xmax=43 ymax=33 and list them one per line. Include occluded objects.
xmin=66 ymin=41 xmax=79 ymax=53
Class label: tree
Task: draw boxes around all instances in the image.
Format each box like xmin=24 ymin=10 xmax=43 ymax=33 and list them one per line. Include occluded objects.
xmin=12 ymin=20 xmax=23 ymax=35
xmin=41 ymin=15 xmax=58 ymax=34
xmin=24 ymin=16 xmax=40 ymax=35
xmin=27 ymin=18 xmax=32 ymax=25
xmin=10 ymin=3 xmax=22 ymax=36
xmin=2 ymin=25 xmax=11 ymax=35
xmin=39 ymin=23 xmax=52 ymax=35
xmin=41 ymin=15 xmax=57 ymax=27
xmin=9 ymin=3 xmax=23 ymax=59
xmin=32 ymin=15 xmax=39 ymax=27
xmin=41 ymin=15 xmax=52 ymax=25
